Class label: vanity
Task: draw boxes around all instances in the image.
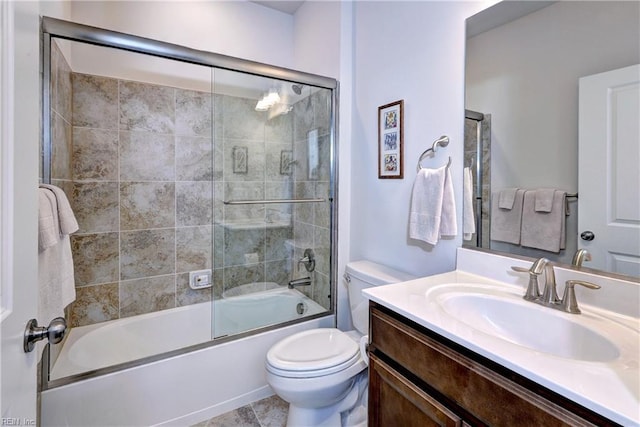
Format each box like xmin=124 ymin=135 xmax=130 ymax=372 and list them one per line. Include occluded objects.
xmin=364 ymin=248 xmax=639 ymax=426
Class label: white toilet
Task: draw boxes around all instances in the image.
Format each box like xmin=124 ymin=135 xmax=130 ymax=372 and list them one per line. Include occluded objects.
xmin=265 ymin=260 xmax=415 ymax=427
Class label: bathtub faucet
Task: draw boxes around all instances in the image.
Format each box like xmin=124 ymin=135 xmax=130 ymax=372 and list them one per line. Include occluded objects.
xmin=288 ymin=277 xmax=311 ymax=289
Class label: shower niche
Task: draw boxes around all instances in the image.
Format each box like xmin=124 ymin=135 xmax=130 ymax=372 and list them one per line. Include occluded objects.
xmin=42 ymin=18 xmax=337 ymax=384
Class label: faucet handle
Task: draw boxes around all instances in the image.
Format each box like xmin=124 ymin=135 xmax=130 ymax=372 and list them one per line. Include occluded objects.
xmin=562 ymin=280 xmax=601 ymax=314
xmin=511 ymin=266 xmax=542 ymax=301
xmin=298 ymin=248 xmax=316 ymax=272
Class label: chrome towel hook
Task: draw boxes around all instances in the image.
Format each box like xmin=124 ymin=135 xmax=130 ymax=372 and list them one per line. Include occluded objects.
xmin=417 ymin=135 xmax=451 ymax=171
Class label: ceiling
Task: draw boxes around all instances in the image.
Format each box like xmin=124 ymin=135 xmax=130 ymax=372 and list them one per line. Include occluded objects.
xmin=251 ymin=1 xmax=305 ymax=15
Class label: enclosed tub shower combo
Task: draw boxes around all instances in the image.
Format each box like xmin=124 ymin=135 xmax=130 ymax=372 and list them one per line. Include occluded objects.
xmin=39 ymin=17 xmax=338 ymax=426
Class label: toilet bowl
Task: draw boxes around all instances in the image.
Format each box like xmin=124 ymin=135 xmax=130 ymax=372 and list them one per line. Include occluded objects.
xmin=265 ymin=261 xmax=415 ymax=427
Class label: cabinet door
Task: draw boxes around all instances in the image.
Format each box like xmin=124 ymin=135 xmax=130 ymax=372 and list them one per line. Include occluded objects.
xmin=369 ymin=354 xmax=463 ymax=427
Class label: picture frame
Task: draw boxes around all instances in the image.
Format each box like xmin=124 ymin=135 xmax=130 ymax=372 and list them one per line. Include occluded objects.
xmin=280 ymin=150 xmax=293 ymax=175
xmin=378 ymin=100 xmax=404 ymax=179
xmin=232 ymin=146 xmax=248 ymax=174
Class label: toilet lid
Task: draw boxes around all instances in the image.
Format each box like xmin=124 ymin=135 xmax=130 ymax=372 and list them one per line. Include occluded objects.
xmin=266 ymin=328 xmax=359 ymax=373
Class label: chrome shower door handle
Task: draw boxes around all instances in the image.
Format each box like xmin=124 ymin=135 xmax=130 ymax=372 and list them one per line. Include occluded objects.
xmin=23 ymin=317 xmax=67 ymax=353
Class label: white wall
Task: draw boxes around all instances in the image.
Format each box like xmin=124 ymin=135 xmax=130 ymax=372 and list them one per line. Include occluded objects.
xmin=350 ymin=1 xmax=487 ymax=278
xmin=293 ymin=1 xmax=342 ymax=80
xmin=70 ymin=1 xmax=295 ymax=68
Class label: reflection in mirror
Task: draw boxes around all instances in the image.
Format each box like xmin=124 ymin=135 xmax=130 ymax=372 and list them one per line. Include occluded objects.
xmin=464 ymin=1 xmax=640 ymax=279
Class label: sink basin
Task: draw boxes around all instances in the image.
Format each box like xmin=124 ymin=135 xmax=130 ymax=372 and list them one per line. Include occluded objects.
xmin=432 ymin=285 xmax=621 ymax=362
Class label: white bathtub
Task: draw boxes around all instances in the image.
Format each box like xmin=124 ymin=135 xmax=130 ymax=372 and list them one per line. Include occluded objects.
xmin=42 ymin=287 xmax=333 ymax=426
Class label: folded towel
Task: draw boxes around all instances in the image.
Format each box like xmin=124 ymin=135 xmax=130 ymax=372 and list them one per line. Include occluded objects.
xmin=40 ymin=184 xmax=79 ymax=235
xmin=498 ymin=188 xmax=519 ymax=210
xmin=534 ymin=188 xmax=555 ymax=212
xmin=463 ymin=167 xmax=475 ymax=241
xmin=409 ymin=165 xmax=457 ymax=245
xmin=490 ymin=189 xmax=525 ymax=244
xmin=38 ymin=189 xmax=58 ymax=252
xmin=521 ymin=190 xmax=567 ymax=253
xmin=38 ymin=186 xmax=77 ymax=323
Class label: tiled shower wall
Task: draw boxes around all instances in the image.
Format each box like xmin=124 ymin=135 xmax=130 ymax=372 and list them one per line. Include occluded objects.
xmin=49 ymin=41 xmax=332 ymax=328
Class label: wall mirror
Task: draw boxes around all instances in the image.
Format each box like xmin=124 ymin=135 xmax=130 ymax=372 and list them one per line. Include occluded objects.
xmin=464 ymin=1 xmax=639 ymax=280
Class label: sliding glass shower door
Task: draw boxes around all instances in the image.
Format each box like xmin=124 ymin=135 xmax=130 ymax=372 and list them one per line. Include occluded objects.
xmin=45 ymin=37 xmax=216 ymax=379
xmin=212 ymin=69 xmax=333 ymax=338
xmin=43 ymin=25 xmax=336 ymax=382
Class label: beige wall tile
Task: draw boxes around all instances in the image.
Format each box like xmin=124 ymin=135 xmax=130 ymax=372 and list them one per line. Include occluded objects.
xmin=120 ymin=229 xmax=175 ymax=280
xmin=120 ymin=275 xmax=176 ymax=318
xmin=72 ymin=73 xmax=118 ymax=129
xmin=119 ymin=80 xmax=175 ymax=133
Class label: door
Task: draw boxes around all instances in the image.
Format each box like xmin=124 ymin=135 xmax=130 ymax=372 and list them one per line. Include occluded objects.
xmin=578 ymin=64 xmax=640 ymax=276
xmin=1 ymin=1 xmax=40 ymax=422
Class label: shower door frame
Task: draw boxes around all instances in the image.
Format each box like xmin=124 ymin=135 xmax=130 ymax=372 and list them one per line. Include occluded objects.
xmin=41 ymin=16 xmax=339 ymax=389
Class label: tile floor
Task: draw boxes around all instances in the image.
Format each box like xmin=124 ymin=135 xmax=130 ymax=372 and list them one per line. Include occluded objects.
xmin=192 ymin=395 xmax=288 ymax=427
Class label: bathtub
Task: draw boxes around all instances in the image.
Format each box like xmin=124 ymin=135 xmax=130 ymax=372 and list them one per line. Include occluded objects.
xmin=41 ymin=287 xmax=333 ymax=426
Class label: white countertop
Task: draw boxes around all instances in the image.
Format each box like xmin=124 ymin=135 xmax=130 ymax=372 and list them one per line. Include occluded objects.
xmin=363 ymin=268 xmax=640 ymax=426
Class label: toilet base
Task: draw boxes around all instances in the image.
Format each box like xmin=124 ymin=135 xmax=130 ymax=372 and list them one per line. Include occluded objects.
xmin=284 ymin=371 xmax=369 ymax=427
xmin=286 ymin=377 xmax=359 ymax=427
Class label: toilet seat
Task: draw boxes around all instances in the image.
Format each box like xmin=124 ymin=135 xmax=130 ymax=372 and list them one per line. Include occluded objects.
xmin=266 ymin=329 xmax=360 ymax=378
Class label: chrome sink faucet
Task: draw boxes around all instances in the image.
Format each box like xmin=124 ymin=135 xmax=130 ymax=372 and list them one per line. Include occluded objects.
xmin=511 ymin=258 xmax=600 ymax=314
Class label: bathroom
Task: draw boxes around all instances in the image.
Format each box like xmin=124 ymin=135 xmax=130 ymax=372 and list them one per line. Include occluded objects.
xmin=2 ymin=0 xmax=638 ymax=426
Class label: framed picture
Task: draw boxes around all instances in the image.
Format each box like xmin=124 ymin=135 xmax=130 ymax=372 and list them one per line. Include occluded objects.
xmin=378 ymin=100 xmax=404 ymax=179
xmin=280 ymin=150 xmax=293 ymax=175
xmin=232 ymin=146 xmax=248 ymax=174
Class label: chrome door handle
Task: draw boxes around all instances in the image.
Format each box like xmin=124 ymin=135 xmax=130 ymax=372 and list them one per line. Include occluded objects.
xmin=23 ymin=317 xmax=67 ymax=353
xmin=580 ymin=231 xmax=595 ymax=241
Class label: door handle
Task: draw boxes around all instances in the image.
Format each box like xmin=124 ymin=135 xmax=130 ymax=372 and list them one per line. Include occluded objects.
xmin=580 ymin=231 xmax=595 ymax=241
xmin=23 ymin=317 xmax=67 ymax=353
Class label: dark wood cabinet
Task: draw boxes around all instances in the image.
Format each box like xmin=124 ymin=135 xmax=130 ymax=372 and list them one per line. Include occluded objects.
xmin=368 ymin=302 xmax=618 ymax=427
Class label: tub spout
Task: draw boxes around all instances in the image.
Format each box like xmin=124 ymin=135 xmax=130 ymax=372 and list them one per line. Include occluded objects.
xmin=288 ymin=277 xmax=311 ymax=289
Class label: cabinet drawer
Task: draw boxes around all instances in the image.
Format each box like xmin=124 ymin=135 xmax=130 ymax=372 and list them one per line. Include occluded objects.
xmin=369 ymin=354 xmax=463 ymax=427
xmin=370 ymin=305 xmax=600 ymax=427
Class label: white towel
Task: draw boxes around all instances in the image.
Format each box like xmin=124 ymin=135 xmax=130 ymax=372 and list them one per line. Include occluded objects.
xmin=498 ymin=188 xmax=519 ymax=210
xmin=38 ymin=189 xmax=58 ymax=252
xmin=440 ymin=166 xmax=457 ymax=239
xmin=521 ymin=190 xmax=567 ymax=253
xmin=463 ymin=167 xmax=475 ymax=241
xmin=409 ymin=166 xmax=457 ymax=245
xmin=38 ymin=186 xmax=77 ymax=323
xmin=40 ymin=184 xmax=79 ymax=235
xmin=490 ymin=189 xmax=525 ymax=244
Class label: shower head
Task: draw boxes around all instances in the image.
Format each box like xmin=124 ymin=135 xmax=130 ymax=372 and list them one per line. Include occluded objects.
xmin=291 ymin=84 xmax=303 ymax=95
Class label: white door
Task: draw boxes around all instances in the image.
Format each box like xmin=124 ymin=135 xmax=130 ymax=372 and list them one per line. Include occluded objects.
xmin=1 ymin=1 xmax=41 ymax=422
xmin=578 ymin=64 xmax=640 ymax=276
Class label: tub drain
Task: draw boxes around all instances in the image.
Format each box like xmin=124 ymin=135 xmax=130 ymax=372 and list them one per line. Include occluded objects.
xmin=296 ymin=302 xmax=306 ymax=315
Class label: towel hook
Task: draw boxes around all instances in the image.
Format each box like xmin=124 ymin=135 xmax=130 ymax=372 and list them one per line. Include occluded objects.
xmin=417 ymin=135 xmax=451 ymax=171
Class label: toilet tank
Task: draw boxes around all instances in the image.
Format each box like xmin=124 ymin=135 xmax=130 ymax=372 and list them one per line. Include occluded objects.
xmin=344 ymin=260 xmax=415 ymax=335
